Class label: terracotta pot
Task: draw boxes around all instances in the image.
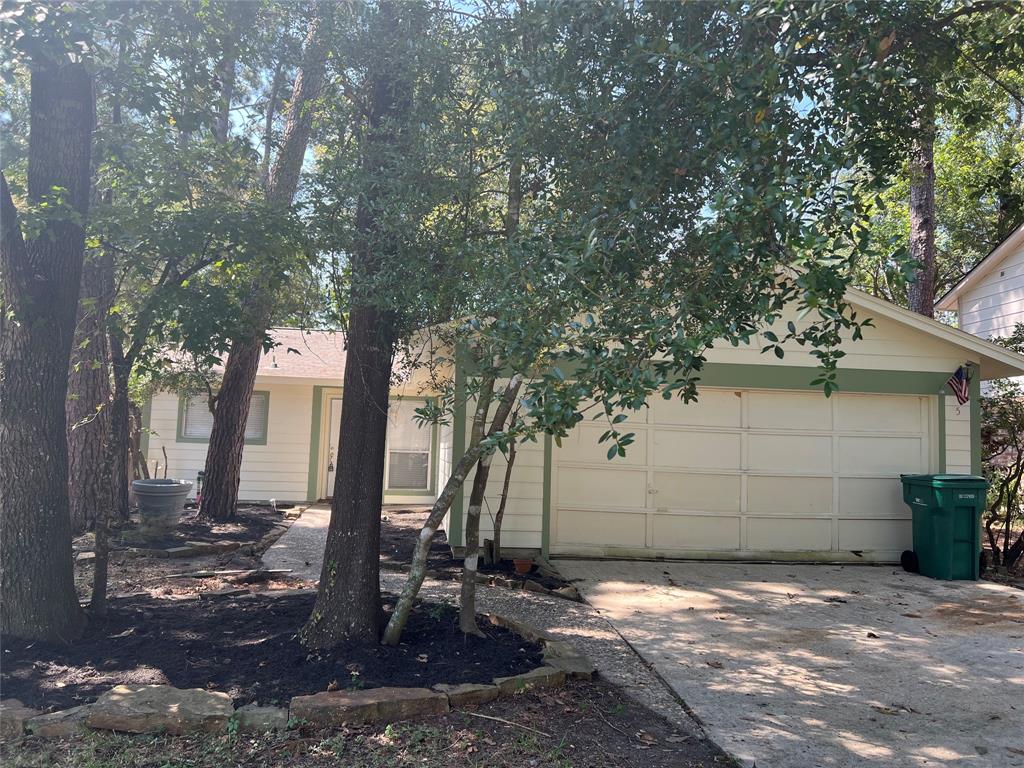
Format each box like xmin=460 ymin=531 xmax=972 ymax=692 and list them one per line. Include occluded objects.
xmin=513 ymin=558 xmax=533 ymax=576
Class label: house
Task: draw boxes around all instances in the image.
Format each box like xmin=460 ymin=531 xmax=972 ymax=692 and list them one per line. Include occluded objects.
xmin=144 ymin=282 xmax=1024 ymax=563
xmin=936 ymin=222 xmax=1024 ymax=352
xmin=441 ymin=285 xmax=1024 ymax=562
xmin=143 ymin=328 xmax=448 ymax=507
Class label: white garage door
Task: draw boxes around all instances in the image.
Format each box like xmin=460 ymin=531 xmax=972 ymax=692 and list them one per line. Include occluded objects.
xmin=551 ymin=388 xmax=934 ymax=561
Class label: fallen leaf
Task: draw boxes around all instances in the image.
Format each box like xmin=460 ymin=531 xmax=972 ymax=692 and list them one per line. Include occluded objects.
xmin=866 ymin=632 xmax=879 ymax=639
xmin=416 ymin=654 xmax=429 ymax=663
xmin=706 ymin=660 xmax=725 ymax=669
xmin=636 ymin=730 xmax=658 ymax=744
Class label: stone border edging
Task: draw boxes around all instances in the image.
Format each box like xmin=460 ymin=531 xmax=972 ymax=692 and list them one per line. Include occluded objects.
xmin=0 ymin=606 xmax=595 ymax=740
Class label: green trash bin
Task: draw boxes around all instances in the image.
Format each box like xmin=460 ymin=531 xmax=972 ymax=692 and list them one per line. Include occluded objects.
xmin=899 ymin=474 xmax=988 ymax=580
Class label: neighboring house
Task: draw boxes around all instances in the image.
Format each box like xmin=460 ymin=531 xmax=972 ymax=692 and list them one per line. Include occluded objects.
xmin=144 ymin=280 xmax=1024 ymax=563
xmin=936 ymin=222 xmax=1024 ymax=362
xmin=144 ymin=328 xmax=447 ymax=507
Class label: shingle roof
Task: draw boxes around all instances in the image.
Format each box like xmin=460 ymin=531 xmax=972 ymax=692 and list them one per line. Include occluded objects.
xmin=255 ymin=328 xmax=348 ymax=379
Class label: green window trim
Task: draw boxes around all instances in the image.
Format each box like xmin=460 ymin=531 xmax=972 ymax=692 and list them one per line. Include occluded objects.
xmin=175 ymin=390 xmax=271 ymax=446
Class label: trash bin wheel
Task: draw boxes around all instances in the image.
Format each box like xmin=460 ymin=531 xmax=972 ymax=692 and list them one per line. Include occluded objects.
xmin=900 ymin=549 xmax=920 ymax=574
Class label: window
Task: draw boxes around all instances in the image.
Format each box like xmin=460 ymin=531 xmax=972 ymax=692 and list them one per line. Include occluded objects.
xmin=179 ymin=391 xmax=269 ymax=443
xmin=386 ymin=398 xmax=432 ymax=491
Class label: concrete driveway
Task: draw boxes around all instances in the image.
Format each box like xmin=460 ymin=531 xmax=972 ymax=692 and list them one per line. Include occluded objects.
xmin=556 ymin=560 xmax=1024 ymax=768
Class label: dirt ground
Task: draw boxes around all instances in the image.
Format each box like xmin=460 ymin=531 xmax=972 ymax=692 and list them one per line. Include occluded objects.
xmin=1 ymin=592 xmax=543 ymax=710
xmin=380 ymin=506 xmax=571 ymax=591
xmin=0 ymin=680 xmax=734 ymax=768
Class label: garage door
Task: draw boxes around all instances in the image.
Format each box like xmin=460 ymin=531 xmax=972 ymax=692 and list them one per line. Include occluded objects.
xmin=551 ymin=388 xmax=934 ymax=561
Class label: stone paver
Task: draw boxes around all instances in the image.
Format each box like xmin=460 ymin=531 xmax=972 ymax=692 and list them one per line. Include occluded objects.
xmin=262 ymin=508 xmax=708 ymax=739
xmin=558 ymin=559 xmax=1024 ymax=768
xmin=86 ymin=684 xmax=233 ymax=735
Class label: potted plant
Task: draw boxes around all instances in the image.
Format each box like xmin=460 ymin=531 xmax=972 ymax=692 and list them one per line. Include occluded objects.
xmin=513 ymin=558 xmax=533 ymax=576
xmin=131 ymin=479 xmax=193 ymax=538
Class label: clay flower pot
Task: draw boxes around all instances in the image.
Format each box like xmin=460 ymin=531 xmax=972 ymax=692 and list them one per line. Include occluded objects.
xmin=513 ymin=558 xmax=534 ymax=576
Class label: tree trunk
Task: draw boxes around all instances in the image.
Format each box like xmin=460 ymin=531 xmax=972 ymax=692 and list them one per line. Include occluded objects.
xmin=492 ymin=438 xmax=517 ymax=564
xmin=459 ymin=376 xmax=522 ymax=636
xmin=302 ymin=306 xmax=395 ymax=647
xmin=380 ymin=374 xmax=498 ymax=647
xmin=90 ymin=341 xmax=130 ymax=614
xmin=67 ymin=249 xmax=114 ymax=532
xmin=0 ymin=63 xmax=94 ymax=643
xmin=198 ymin=329 xmax=265 ymax=521
xmin=199 ymin=9 xmax=329 ymax=521
xmin=907 ymin=85 xmax=937 ymax=318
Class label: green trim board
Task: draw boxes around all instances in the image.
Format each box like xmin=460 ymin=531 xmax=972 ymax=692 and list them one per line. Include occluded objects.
xmin=541 ymin=434 xmax=552 ymax=559
xmin=306 ymin=385 xmax=326 ymax=501
xmin=175 ymin=390 xmax=270 ymax=446
xmin=937 ymin=393 xmax=947 ymax=474
xmin=970 ymin=371 xmax=982 ymax=475
xmin=449 ymin=344 xmax=468 ymax=548
xmin=694 ymin=363 xmax=951 ymax=395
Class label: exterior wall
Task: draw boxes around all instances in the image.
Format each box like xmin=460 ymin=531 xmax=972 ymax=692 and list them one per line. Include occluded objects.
xmin=943 ymin=395 xmax=972 ymax=474
xmin=441 ymin=297 xmax=988 ymax=558
xmin=147 ymin=381 xmax=314 ymax=502
xmin=956 ymin=238 xmax=1024 ymax=339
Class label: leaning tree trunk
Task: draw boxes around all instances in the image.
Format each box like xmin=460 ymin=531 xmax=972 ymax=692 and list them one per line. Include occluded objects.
xmin=67 ymin=249 xmax=114 ymax=532
xmin=199 ymin=327 xmax=265 ymax=521
xmin=492 ymin=438 xmax=517 ymax=564
xmin=0 ymin=63 xmax=94 ymax=643
xmin=380 ymin=374 xmax=497 ymax=647
xmin=90 ymin=340 xmax=130 ymax=613
xmin=200 ymin=9 xmax=329 ymax=521
xmin=302 ymin=306 xmax=396 ymax=647
xmin=459 ymin=376 xmax=522 ymax=635
xmin=907 ymin=85 xmax=936 ymax=318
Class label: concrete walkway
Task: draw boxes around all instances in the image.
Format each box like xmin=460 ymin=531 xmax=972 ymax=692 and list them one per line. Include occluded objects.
xmin=557 ymin=560 xmax=1024 ymax=768
xmin=262 ymin=507 xmax=710 ymax=741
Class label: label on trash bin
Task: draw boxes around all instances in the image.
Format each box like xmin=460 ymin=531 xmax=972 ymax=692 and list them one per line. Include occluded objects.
xmin=957 ymin=493 xmax=975 ymax=501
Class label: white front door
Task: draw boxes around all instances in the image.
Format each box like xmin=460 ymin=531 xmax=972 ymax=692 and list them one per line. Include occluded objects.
xmin=325 ymin=397 xmax=343 ymax=497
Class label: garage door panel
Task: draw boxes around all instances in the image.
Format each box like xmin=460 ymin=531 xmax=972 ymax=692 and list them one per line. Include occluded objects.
xmin=653 ymin=472 xmax=740 ymax=512
xmin=652 ymin=390 xmax=741 ymax=427
xmin=838 ymin=436 xmax=925 ymax=474
xmin=556 ymin=509 xmax=647 ymax=548
xmin=747 ymin=517 xmax=832 ymax=551
xmin=653 ymin=430 xmax=741 ymax=470
xmin=748 ymin=433 xmax=832 ymax=473
xmin=837 ymin=518 xmax=911 ymax=551
xmin=556 ymin=466 xmax=647 ymax=508
xmin=747 ymin=476 xmax=832 ymax=515
xmin=747 ymin=391 xmax=831 ymax=430
xmin=651 ymin=514 xmax=740 ymax=550
xmin=837 ymin=477 xmax=904 ymax=517
xmin=552 ymin=388 xmax=932 ymax=561
xmin=835 ymin=394 xmax=923 ymax=433
xmin=557 ymin=424 xmax=647 ymax=466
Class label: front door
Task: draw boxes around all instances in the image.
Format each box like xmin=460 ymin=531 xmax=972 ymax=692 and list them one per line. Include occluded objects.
xmin=324 ymin=397 xmax=343 ymax=497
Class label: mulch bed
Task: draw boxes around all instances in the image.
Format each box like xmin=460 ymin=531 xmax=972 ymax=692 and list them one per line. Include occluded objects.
xmin=1 ymin=593 xmax=543 ymax=712
xmin=2 ymin=680 xmax=730 ymax=768
xmin=380 ymin=507 xmax=570 ymax=591
xmin=113 ymin=504 xmax=286 ymax=550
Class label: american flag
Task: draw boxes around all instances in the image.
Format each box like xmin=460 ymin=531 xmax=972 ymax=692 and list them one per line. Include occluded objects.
xmin=946 ymin=366 xmax=970 ymax=405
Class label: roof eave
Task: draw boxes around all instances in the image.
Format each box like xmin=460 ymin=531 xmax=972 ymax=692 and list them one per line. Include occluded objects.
xmin=935 ymin=223 xmax=1024 ymax=311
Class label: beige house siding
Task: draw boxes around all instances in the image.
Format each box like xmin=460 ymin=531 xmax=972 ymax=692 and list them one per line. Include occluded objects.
xmin=956 ymin=238 xmax=1024 ymax=340
xmin=147 ymin=381 xmax=314 ymax=502
xmin=944 ymin=396 xmax=972 ymax=474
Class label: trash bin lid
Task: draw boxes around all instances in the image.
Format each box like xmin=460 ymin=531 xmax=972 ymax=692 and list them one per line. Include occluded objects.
xmin=900 ymin=473 xmax=986 ymax=486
